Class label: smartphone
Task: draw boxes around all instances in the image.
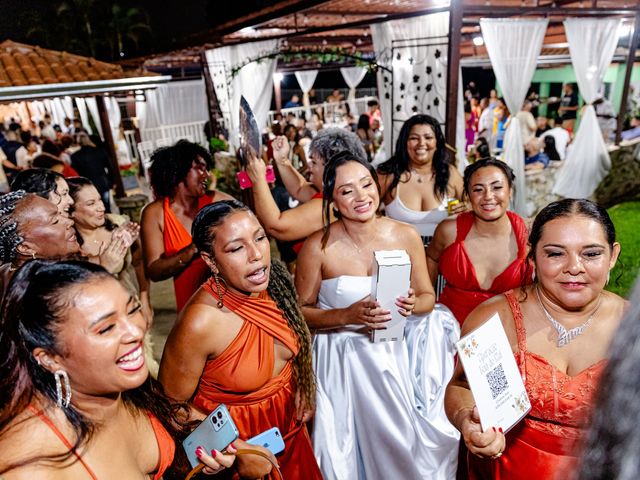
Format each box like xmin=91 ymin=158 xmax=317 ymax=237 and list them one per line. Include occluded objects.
xmin=183 ymin=404 xmax=239 ymax=468
xmin=237 ymin=165 xmax=276 ymax=189
xmin=246 ymin=427 xmax=285 ymax=455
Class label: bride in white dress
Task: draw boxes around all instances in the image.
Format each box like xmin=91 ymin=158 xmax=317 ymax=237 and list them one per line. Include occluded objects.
xmin=296 ymin=152 xmax=460 ymax=480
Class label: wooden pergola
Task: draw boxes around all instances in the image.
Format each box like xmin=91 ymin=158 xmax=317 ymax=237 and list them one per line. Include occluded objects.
xmin=0 ymin=40 xmax=171 ymax=197
xmin=142 ymin=0 xmax=639 ymax=150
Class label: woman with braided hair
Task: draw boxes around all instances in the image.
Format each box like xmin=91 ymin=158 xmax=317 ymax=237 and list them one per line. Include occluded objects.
xmin=159 ymin=200 xmax=321 ymax=479
xmin=0 ymin=190 xmax=80 ymax=301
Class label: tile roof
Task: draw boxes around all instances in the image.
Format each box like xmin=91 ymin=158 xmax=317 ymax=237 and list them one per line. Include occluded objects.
xmin=0 ymin=40 xmax=133 ymax=88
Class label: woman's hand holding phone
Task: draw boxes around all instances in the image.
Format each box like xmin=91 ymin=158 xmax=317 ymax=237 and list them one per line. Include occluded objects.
xmin=245 ymin=146 xmax=266 ymax=184
xmin=195 ymin=442 xmax=237 ymax=475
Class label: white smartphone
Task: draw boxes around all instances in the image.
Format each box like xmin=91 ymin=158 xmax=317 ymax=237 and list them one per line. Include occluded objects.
xmin=247 ymin=426 xmax=285 ymax=455
xmin=183 ymin=404 xmax=240 ymax=468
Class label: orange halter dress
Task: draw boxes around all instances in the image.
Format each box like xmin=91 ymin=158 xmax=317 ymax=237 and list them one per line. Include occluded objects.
xmin=192 ymin=280 xmax=322 ymax=480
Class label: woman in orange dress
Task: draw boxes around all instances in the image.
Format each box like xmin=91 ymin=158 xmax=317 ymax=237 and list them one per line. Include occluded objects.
xmin=141 ymin=140 xmax=233 ymax=312
xmin=159 ymin=200 xmax=321 ymax=479
xmin=445 ymin=199 xmax=627 ymax=479
xmin=0 ymin=260 xmax=233 ymax=478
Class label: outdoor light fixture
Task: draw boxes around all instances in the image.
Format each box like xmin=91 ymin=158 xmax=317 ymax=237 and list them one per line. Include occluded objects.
xmin=473 ymin=36 xmax=484 ymax=46
xmin=273 ymin=72 xmax=284 ymax=83
xmin=240 ymin=27 xmax=256 ymax=34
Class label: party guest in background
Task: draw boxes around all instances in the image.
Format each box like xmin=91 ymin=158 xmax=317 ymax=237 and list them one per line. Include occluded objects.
xmin=140 ymin=140 xmax=233 ymax=312
xmin=11 ymin=168 xmax=74 ymax=217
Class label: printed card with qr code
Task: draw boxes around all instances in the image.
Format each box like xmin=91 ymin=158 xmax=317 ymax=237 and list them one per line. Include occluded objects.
xmin=456 ymin=313 xmax=531 ymax=433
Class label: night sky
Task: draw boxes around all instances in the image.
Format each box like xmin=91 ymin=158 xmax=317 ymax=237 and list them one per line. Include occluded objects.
xmin=0 ymin=0 xmax=279 ymax=60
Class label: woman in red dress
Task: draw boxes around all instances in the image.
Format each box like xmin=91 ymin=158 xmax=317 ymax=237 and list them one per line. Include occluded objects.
xmin=159 ymin=200 xmax=321 ymax=480
xmin=427 ymin=158 xmax=531 ymax=325
xmin=445 ymin=199 xmax=626 ymax=479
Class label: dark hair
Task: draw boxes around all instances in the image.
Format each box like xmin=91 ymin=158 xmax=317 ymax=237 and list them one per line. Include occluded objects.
xmin=66 ymin=177 xmax=115 ymax=244
xmin=542 ymin=136 xmax=561 ymax=161
xmin=191 ymin=201 xmax=317 ymax=413
xmin=357 ymin=114 xmax=370 ymax=131
xmin=377 ymin=114 xmax=451 ymax=199
xmin=308 ymin=127 xmax=367 ymax=165
xmin=462 ymin=158 xmax=515 ymax=197
xmin=31 ymin=153 xmax=65 ymax=171
xmin=321 ymin=151 xmax=380 ymax=248
xmin=11 ymin=169 xmax=63 ymax=201
xmin=528 ymin=199 xmax=616 ymax=265
xmin=0 ymin=190 xmax=30 ymax=264
xmin=577 ymin=280 xmax=640 ymax=480
xmin=191 ymin=200 xmax=250 ymax=253
xmin=0 ymin=260 xmax=189 ymax=473
xmin=41 ymin=139 xmax=61 ymax=157
xmin=149 ymin=140 xmax=213 ymax=198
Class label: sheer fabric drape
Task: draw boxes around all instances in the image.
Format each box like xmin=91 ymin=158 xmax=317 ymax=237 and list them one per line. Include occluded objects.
xmin=138 ymin=79 xmax=208 ymax=131
xmin=480 ymin=18 xmax=548 ymax=216
xmin=340 ymin=66 xmax=367 ymax=114
xmin=553 ymin=18 xmax=620 ymax=199
xmin=205 ymin=39 xmax=279 ymax=150
xmin=294 ymin=69 xmax=318 ymax=116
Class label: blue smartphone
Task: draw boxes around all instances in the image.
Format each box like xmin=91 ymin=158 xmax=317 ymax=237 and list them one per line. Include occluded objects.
xmin=247 ymin=427 xmax=285 ymax=455
xmin=183 ymin=404 xmax=240 ymax=468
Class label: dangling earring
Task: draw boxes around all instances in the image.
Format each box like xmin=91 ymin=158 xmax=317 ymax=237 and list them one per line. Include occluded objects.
xmin=531 ymin=269 xmax=536 ymax=283
xmin=31 ymin=251 xmax=36 ymax=260
xmin=54 ymin=370 xmax=72 ymax=408
xmin=606 ymin=271 xmax=611 ymax=286
xmin=214 ymin=274 xmax=224 ymax=308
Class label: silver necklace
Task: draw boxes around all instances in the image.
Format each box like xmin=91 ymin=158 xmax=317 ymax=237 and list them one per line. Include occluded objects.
xmin=410 ymin=168 xmax=428 ymax=183
xmin=535 ymin=286 xmax=602 ymax=347
xmin=343 ymin=225 xmax=372 ymax=254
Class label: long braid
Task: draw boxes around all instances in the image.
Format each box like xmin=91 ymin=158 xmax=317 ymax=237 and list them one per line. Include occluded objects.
xmin=267 ymin=259 xmax=316 ymax=409
xmin=0 ymin=190 xmax=28 ymax=264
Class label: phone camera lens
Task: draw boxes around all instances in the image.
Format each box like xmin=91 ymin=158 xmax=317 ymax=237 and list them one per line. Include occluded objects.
xmin=217 ymin=412 xmax=223 ymax=419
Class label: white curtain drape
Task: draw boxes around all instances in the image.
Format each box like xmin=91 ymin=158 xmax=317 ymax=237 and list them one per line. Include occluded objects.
xmin=294 ymin=70 xmax=318 ymax=117
xmin=138 ymin=79 xmax=208 ymax=130
xmin=372 ymin=12 xmax=450 ymax=161
xmin=205 ymin=39 xmax=279 ymax=150
xmin=85 ymin=97 xmax=103 ymax=138
xmin=480 ymin=18 xmax=548 ymax=216
xmin=75 ymin=98 xmax=93 ymax=134
xmin=340 ymin=66 xmax=367 ymax=114
xmin=60 ymin=97 xmax=74 ymax=119
xmin=553 ymin=18 xmax=621 ymax=199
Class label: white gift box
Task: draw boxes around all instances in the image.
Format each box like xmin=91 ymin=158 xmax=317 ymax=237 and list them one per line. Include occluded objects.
xmin=370 ymin=250 xmax=412 ymax=343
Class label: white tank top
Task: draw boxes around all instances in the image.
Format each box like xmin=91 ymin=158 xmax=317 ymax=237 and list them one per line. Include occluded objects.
xmin=384 ymin=181 xmax=449 ymax=240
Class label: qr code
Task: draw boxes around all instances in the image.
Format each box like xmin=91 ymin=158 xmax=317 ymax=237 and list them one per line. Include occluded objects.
xmin=486 ymin=364 xmax=509 ymax=399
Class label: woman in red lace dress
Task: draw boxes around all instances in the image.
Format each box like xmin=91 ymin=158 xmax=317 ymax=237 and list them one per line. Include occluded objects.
xmin=445 ymin=199 xmax=626 ymax=479
xmin=427 ymin=158 xmax=531 ymax=325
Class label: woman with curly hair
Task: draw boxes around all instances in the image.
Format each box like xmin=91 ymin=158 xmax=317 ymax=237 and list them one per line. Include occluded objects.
xmin=159 ymin=200 xmax=321 ymax=479
xmin=11 ymin=168 xmax=74 ymax=217
xmin=377 ymin=114 xmax=465 ymax=246
xmin=140 ymin=140 xmax=233 ymax=312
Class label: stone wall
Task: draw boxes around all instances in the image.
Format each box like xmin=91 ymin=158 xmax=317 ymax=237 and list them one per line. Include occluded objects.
xmin=595 ymin=140 xmax=640 ymax=208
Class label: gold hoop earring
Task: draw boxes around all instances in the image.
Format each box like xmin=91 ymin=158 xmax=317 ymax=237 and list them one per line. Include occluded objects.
xmin=214 ymin=274 xmax=225 ymax=308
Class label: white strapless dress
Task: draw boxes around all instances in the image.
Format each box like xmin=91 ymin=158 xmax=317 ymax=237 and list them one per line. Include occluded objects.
xmin=312 ymin=275 xmax=461 ymax=480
